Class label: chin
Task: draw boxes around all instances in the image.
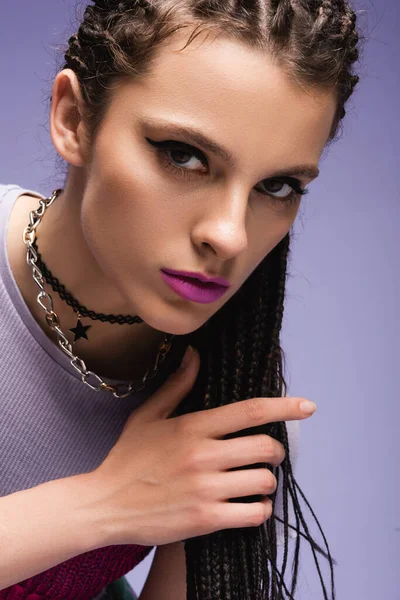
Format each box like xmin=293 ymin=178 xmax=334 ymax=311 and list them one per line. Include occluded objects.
xmin=139 ymin=303 xmax=213 ymax=336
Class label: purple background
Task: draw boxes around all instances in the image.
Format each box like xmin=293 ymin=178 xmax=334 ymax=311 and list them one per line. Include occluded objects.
xmin=0 ymin=1 xmax=398 ymax=598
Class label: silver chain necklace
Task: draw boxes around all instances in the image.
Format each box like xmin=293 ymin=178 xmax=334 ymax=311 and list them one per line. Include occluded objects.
xmin=22 ymin=189 xmax=174 ymax=399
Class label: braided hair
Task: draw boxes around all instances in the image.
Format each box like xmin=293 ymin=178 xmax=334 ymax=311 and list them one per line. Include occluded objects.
xmin=59 ymin=1 xmax=363 ymax=597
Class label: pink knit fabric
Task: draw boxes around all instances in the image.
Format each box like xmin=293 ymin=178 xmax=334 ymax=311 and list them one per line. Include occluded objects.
xmin=0 ymin=543 xmax=153 ymax=599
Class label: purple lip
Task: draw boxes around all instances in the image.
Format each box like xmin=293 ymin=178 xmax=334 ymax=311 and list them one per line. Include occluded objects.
xmin=161 ymin=268 xmax=230 ymax=287
xmin=160 ymin=270 xmax=230 ymax=304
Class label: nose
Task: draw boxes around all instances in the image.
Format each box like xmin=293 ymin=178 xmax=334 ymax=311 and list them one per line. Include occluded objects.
xmin=192 ymin=188 xmax=249 ymax=260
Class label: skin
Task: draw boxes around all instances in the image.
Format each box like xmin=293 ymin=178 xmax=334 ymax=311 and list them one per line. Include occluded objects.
xmin=7 ymin=29 xmax=337 ymax=381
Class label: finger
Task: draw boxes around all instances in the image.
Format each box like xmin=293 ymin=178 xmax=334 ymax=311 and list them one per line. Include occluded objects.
xmin=192 ymin=396 xmax=316 ymax=439
xmin=208 ymin=434 xmax=286 ymax=470
xmin=215 ymin=468 xmax=278 ymax=499
xmin=214 ymin=497 xmax=273 ymax=531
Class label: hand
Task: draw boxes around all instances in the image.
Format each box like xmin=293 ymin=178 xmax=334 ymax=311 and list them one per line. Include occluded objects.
xmin=90 ymin=346 xmax=316 ymax=546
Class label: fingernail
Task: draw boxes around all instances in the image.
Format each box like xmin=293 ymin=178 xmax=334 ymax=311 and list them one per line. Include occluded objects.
xmin=300 ymin=400 xmax=317 ymax=415
xmin=180 ymin=345 xmax=193 ymax=369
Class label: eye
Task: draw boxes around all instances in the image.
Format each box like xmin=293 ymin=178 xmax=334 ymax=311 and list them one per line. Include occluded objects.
xmin=255 ymin=177 xmax=309 ymax=204
xmin=145 ymin=137 xmax=310 ymax=207
xmin=146 ymin=138 xmax=208 ymax=173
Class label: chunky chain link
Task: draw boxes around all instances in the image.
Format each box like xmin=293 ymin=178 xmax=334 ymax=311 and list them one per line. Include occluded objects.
xmin=22 ymin=189 xmax=174 ymax=399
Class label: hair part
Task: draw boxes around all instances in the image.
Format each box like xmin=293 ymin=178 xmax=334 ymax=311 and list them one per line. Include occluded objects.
xmin=55 ymin=1 xmax=364 ymax=597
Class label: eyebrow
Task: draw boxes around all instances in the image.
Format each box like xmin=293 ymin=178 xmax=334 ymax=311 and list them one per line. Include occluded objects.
xmin=138 ymin=116 xmax=320 ymax=180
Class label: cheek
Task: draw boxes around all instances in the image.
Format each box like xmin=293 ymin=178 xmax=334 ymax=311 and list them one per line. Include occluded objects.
xmin=93 ymin=141 xmax=189 ymax=237
xmin=81 ymin=177 xmax=189 ymax=276
xmin=247 ymin=208 xmax=294 ymax=261
xmin=228 ymin=212 xmax=295 ymax=295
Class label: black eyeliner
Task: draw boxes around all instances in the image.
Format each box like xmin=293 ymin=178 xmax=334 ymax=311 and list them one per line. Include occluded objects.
xmin=145 ymin=137 xmax=309 ymax=195
xmin=275 ymin=177 xmax=309 ymax=195
xmin=145 ymin=138 xmax=207 ymax=165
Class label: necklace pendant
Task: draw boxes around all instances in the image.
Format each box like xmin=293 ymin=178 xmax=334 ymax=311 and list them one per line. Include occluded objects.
xmin=69 ymin=311 xmax=92 ymax=343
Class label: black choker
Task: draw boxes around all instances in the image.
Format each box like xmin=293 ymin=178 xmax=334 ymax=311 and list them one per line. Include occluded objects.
xmin=31 ymin=238 xmax=144 ymax=343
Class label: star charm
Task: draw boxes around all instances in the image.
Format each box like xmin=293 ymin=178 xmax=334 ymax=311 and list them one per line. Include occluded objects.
xmin=69 ymin=319 xmax=92 ymax=342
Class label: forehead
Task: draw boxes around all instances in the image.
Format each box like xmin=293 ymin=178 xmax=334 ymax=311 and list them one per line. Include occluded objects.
xmin=114 ymin=29 xmax=337 ymax=174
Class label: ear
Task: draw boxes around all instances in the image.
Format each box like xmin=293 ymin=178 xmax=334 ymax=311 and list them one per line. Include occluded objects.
xmin=49 ymin=69 xmax=90 ymax=167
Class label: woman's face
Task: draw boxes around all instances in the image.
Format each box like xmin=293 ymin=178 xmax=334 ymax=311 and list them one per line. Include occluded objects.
xmin=76 ymin=31 xmax=337 ymax=336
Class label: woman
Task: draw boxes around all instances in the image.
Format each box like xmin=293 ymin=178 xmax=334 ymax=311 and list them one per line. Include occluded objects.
xmin=0 ymin=0 xmax=362 ymax=598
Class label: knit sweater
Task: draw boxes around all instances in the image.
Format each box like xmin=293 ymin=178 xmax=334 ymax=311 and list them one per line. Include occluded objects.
xmin=0 ymin=184 xmax=300 ymax=599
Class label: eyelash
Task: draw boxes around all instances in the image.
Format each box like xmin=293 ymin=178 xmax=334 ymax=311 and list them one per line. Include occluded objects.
xmin=145 ymin=138 xmax=310 ymax=206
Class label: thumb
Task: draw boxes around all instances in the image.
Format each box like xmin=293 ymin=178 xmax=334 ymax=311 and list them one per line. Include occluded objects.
xmin=134 ymin=345 xmax=200 ymax=422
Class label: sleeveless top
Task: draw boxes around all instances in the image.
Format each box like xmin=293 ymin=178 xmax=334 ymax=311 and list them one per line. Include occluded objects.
xmin=0 ymin=184 xmax=300 ymax=599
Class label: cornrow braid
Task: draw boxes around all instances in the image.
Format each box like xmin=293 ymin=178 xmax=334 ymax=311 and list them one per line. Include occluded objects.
xmin=268 ymin=0 xmax=295 ymax=40
xmin=309 ymin=0 xmax=361 ymax=119
xmin=93 ymin=0 xmax=154 ymax=13
xmin=58 ymin=0 xmax=363 ymax=597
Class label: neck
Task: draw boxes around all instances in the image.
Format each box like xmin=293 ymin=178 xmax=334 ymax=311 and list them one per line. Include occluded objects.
xmin=6 ymin=173 xmax=166 ymax=382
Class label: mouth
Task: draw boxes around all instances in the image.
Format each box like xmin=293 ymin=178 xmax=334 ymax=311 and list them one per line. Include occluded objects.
xmin=162 ymin=268 xmax=230 ymax=287
xmin=160 ymin=270 xmax=230 ymax=305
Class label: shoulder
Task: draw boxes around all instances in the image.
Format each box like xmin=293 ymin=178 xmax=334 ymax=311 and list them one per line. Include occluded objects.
xmin=0 ymin=184 xmax=46 ymax=208
xmin=0 ymin=184 xmax=22 ymax=202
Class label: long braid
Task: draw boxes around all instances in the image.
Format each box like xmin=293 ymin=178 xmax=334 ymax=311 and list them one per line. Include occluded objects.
xmin=60 ymin=0 xmax=363 ymax=597
xmin=184 ymin=230 xmax=340 ymax=599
